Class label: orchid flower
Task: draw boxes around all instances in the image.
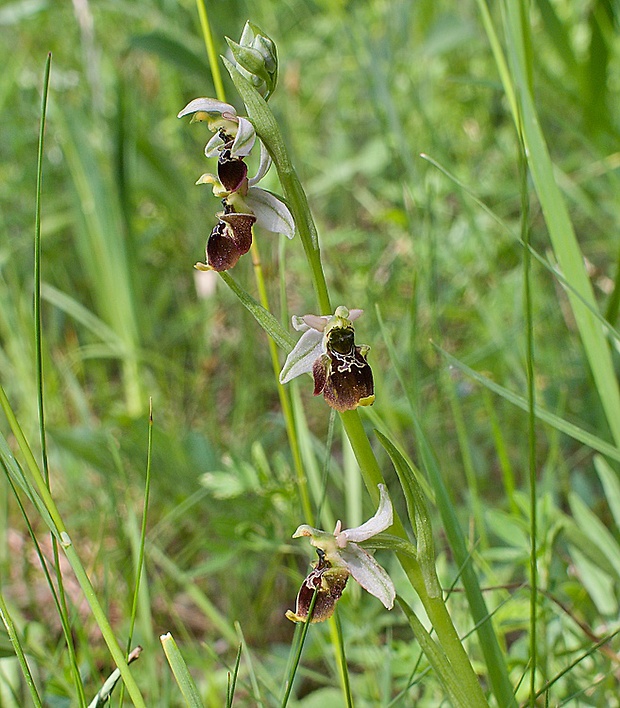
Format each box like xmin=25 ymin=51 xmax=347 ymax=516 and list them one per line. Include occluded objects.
xmin=178 ymin=98 xmax=294 ymax=271
xmin=286 ymin=484 xmax=395 ymax=623
xmin=279 ymin=306 xmax=375 ymax=412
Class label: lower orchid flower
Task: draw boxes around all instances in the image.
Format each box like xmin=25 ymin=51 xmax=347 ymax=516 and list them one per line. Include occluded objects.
xmin=279 ymin=306 xmax=375 ymax=412
xmin=286 ymin=484 xmax=395 ymax=623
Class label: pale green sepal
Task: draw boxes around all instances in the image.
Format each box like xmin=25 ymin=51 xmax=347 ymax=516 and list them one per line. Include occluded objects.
xmin=227 ymin=38 xmax=271 ymax=85
xmin=247 ymin=141 xmax=272 ymax=186
xmin=244 ymin=187 xmax=295 ymax=238
xmin=279 ymin=328 xmax=323 ymax=384
xmin=339 ymin=543 xmax=395 ymax=609
xmin=205 ymin=131 xmax=224 ymax=157
xmin=339 ymin=483 xmax=392 ymax=544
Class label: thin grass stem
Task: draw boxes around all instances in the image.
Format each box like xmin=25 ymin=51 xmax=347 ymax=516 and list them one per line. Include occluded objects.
xmin=0 ymin=387 xmax=146 ymax=707
xmin=33 ymin=52 xmax=86 ymax=706
xmin=331 ymin=611 xmax=353 ymax=708
xmin=234 ymin=622 xmax=265 ymax=708
xmin=0 ymin=591 xmax=43 ymax=707
xmin=118 ymin=400 xmax=154 ymax=706
xmin=280 ymin=586 xmax=319 ymax=707
xmin=195 ymin=0 xmax=225 ymax=101
xmin=519 ymin=117 xmax=539 ymax=705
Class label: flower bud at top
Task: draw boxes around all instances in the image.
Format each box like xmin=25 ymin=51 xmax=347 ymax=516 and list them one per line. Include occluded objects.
xmin=226 ymin=21 xmax=278 ymax=99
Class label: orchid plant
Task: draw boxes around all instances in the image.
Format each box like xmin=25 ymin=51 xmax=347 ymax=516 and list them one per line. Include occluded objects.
xmin=175 ymin=19 xmax=493 ymax=708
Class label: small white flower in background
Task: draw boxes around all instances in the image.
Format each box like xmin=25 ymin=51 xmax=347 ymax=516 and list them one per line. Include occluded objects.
xmin=280 ymin=306 xmax=374 ymax=412
xmin=286 ymin=484 xmax=395 ymax=623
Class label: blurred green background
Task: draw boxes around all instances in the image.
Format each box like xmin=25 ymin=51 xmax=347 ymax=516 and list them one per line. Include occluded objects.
xmin=1 ymin=0 xmax=620 ymax=704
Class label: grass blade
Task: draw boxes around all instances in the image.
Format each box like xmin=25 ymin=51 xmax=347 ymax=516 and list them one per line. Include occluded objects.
xmin=487 ymin=0 xmax=620 ymax=448
xmin=0 ymin=592 xmax=42 ymax=707
xmin=435 ymin=344 xmax=620 ymax=463
xmin=376 ymin=308 xmax=515 ymax=707
xmin=160 ymin=633 xmax=204 ymax=707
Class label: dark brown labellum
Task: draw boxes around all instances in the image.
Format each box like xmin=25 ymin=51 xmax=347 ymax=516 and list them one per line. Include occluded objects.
xmin=290 ymin=554 xmax=349 ymax=623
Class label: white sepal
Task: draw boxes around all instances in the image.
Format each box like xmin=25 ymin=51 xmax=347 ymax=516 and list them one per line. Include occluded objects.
xmin=177 ymin=97 xmax=236 ymax=119
xmin=279 ymin=329 xmax=324 ymax=384
xmin=231 ymin=116 xmax=256 ymax=157
xmin=339 ymin=543 xmax=395 ymax=609
xmin=245 ymin=187 xmax=295 ymax=239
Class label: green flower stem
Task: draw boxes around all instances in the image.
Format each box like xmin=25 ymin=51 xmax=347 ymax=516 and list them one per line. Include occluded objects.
xmin=341 ymin=410 xmax=488 ymax=707
xmin=397 ymin=596 xmax=470 ymax=708
xmin=276 ymin=169 xmax=332 ymax=315
xmin=249 ymin=241 xmax=314 ymax=525
xmin=225 ymin=51 xmax=486 ymax=706
xmin=0 ymin=385 xmax=146 ymax=708
xmin=225 ymin=61 xmax=331 ymax=315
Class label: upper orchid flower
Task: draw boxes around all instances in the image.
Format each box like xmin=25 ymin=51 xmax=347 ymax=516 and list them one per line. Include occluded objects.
xmin=286 ymin=484 xmax=395 ymax=623
xmin=178 ymin=98 xmax=294 ymax=271
xmin=279 ymin=306 xmax=375 ymax=412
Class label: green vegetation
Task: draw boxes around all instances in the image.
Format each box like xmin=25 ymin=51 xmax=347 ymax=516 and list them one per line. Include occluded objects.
xmin=1 ymin=0 xmax=620 ymax=704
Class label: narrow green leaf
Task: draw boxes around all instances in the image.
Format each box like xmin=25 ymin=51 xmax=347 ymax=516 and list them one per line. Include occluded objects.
xmin=376 ymin=311 xmax=515 ymax=707
xmin=569 ymin=493 xmax=620 ymax=583
xmin=499 ymin=0 xmax=620 ymax=447
xmin=88 ymin=646 xmax=143 ymax=708
xmin=161 ymin=633 xmax=204 ymax=707
xmin=129 ymin=32 xmax=212 ymax=79
xmin=375 ymin=430 xmax=441 ymax=598
xmin=568 ymin=546 xmax=617 ymax=617
xmin=41 ymin=283 xmax=124 ymax=351
xmin=218 ymin=272 xmax=294 ymax=352
xmin=435 ymin=343 xmax=620 ymax=464
xmin=396 ymin=597 xmax=470 ymax=708
xmin=594 ymin=456 xmax=620 ymax=531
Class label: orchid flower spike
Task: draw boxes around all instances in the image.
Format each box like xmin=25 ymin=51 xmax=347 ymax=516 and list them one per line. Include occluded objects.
xmin=279 ymin=306 xmax=374 ymax=412
xmin=286 ymin=484 xmax=395 ymax=623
